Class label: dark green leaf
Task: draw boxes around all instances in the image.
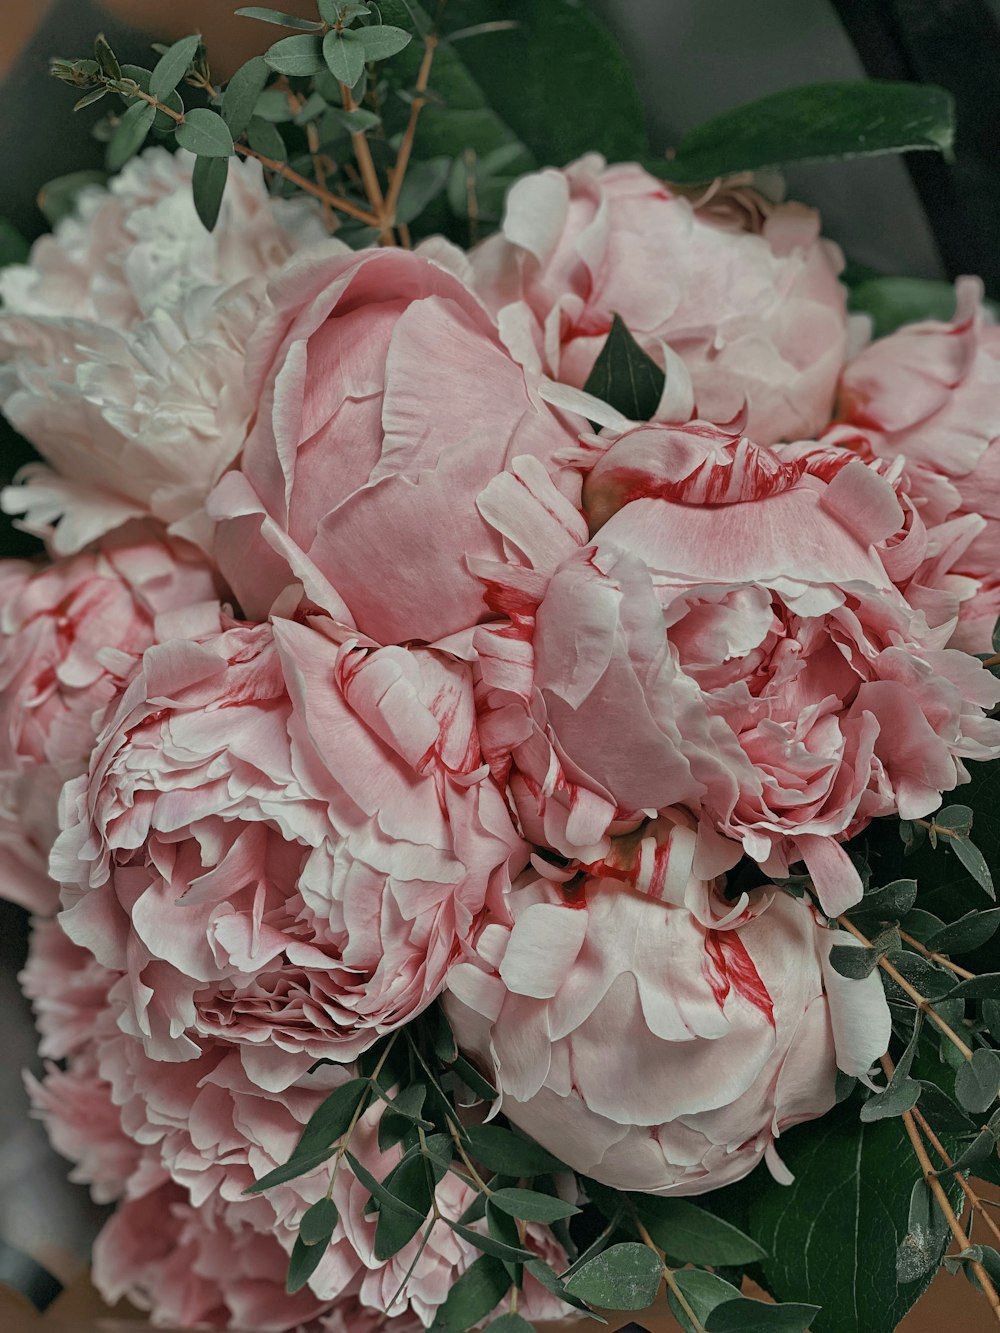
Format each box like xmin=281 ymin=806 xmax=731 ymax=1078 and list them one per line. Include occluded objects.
xmin=300 ymin=1197 xmax=339 ymax=1246
xmin=433 ymin=1009 xmax=459 ymax=1064
xmin=0 ymin=219 xmax=30 ymax=267
xmin=829 ymin=941 xmax=883 ymax=980
xmin=896 ymin=1179 xmax=949 ymax=1283
xmin=247 ymin=116 xmax=288 ymax=162
xmin=749 ymin=1097 xmax=964 ymax=1333
xmin=451 ymin=1053 xmax=497 ymax=1102
xmin=175 ymin=108 xmax=235 ymax=157
xmin=377 ymin=1082 xmax=431 ymax=1128
xmin=358 ymin=25 xmax=413 ymax=61
xmin=286 ymin=1234 xmax=326 ymax=1294
xmin=464 ymin=1124 xmax=566 ymax=1177
xmin=583 ymin=314 xmax=664 ymax=421
xmin=925 ymin=910 xmax=1000 ymax=956
xmin=706 ymin=1299 xmax=820 ymax=1333
xmin=849 ymin=879 xmax=919 ymax=924
xmin=667 ymin=1269 xmax=743 ymax=1331
xmin=847 ymin=277 xmax=976 ymax=339
xmin=94 ymin=34 xmax=122 ymax=80
xmin=934 ymin=804 xmax=975 ymax=838
xmin=236 ymin=6 xmax=324 ymax=30
xmin=655 ymin=81 xmax=955 ymax=184
xmin=266 ymin=34 xmax=326 ymax=77
xmin=254 ymin=87 xmax=296 ymax=122
xmin=244 ymin=1146 xmax=336 ymax=1194
xmin=488 ymin=1188 xmax=580 ymax=1225
xmin=954 ymin=1049 xmax=1000 ymax=1114
xmin=191 ymin=155 xmax=229 ymax=230
xmin=394 ymin=156 xmax=451 ymax=224
xmin=149 ymin=34 xmax=201 ymax=101
xmin=984 ymin=999 xmax=1000 ymax=1041
xmin=222 ymin=56 xmax=270 ymax=138
xmin=327 ymin=106 xmax=381 ymax=133
xmin=914 ymin=1080 xmax=974 ymax=1133
xmin=106 ymin=100 xmax=156 ymax=171
xmin=488 ymin=1316 xmax=536 ymax=1333
xmin=447 ymin=0 xmax=646 ymax=165
xmin=374 ymin=1156 xmax=433 ymax=1259
xmin=448 ymin=1220 xmax=535 ymax=1263
xmin=564 ymin=1243 xmax=663 ymax=1311
xmin=861 ymin=1080 xmax=921 ymax=1122
xmin=936 ymin=1120 xmax=1000 ymax=1178
xmin=635 ymin=1196 xmax=766 ymax=1267
xmin=344 ymin=1150 xmax=423 ymax=1218
xmin=323 ymin=29 xmax=366 ymax=85
xmin=73 ymin=86 xmax=109 ymax=111
xmin=950 ymin=834 xmax=995 ymax=898
xmin=37 ymin=170 xmax=107 ymax=225
xmin=429 ymin=1254 xmax=511 ymax=1332
xmin=296 ymin=1079 xmax=370 ymax=1158
xmin=944 ymin=973 xmax=1000 ymax=1001
xmin=525 ymin=1259 xmax=603 ymax=1318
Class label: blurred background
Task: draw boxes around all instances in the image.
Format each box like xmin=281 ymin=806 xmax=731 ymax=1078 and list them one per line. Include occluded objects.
xmin=2 ymin=2 xmax=1000 ymax=1328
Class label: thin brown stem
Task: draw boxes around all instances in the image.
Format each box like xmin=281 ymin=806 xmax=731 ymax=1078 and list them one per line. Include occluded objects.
xmin=912 ymin=1106 xmax=1000 ymax=1252
xmin=341 ymin=81 xmax=392 ymax=241
xmin=838 ymin=916 xmax=975 ymax=1059
xmin=983 ymin=652 xmax=1000 ymax=670
xmin=446 ymin=1119 xmax=493 ymax=1197
xmin=898 ymin=929 xmax=976 ymax=982
xmin=884 ymin=1056 xmax=1000 ymax=1324
xmin=383 ymin=33 xmax=438 ymax=222
xmin=635 ymin=1220 xmax=702 ymax=1333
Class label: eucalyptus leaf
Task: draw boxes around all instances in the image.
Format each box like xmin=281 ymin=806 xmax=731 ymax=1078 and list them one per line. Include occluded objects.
xmin=74 ymin=86 xmax=109 ymax=111
xmin=583 ymin=315 xmax=664 ymax=422
xmin=954 ymin=1048 xmax=1000 ymax=1114
xmin=394 ymin=157 xmax=451 ymax=224
xmin=634 ymin=1196 xmax=766 ymax=1267
xmin=849 ymin=879 xmax=918 ymax=923
xmin=944 ymin=973 xmax=1000 ymax=1001
xmin=244 ymin=1146 xmax=336 ymax=1194
xmin=655 ymin=81 xmax=955 ymax=184
xmin=706 ymin=1299 xmax=820 ymax=1333
xmin=429 ymin=1254 xmax=511 ymax=1332
xmin=448 ymin=1220 xmax=535 ymax=1263
xmin=300 ymin=1197 xmax=339 ymax=1246
xmin=295 ymin=1079 xmax=370 ymax=1160
xmin=247 ymin=116 xmax=288 ymax=162
xmin=236 ymin=7 xmax=324 ymax=30
xmin=925 ymin=910 xmax=1000 ymax=956
xmin=464 ymin=1124 xmax=566 ymax=1177
xmin=191 ymin=154 xmax=229 ymax=231
xmin=94 ymin=34 xmax=122 ymax=81
xmin=106 ymin=100 xmax=156 ymax=171
xmin=175 ymin=108 xmax=234 ymax=157
xmin=266 ymin=34 xmax=326 ymax=77
xmin=286 ymin=1234 xmax=327 ymax=1294
xmin=525 ymin=1259 xmax=602 ymax=1318
xmin=487 ymin=1188 xmax=580 ymax=1225
xmin=358 ymin=24 xmax=413 ymax=62
xmin=896 ymin=1179 xmax=950 ymax=1283
xmin=563 ymin=1243 xmax=663 ymax=1311
xmin=323 ymin=30 xmax=366 ymax=86
xmin=860 ymin=1079 xmax=921 ymax=1122
xmin=950 ymin=834 xmax=995 ymax=898
xmin=667 ymin=1269 xmax=744 ymax=1331
xmin=344 ymin=1151 xmax=423 ymax=1219
xmin=149 ymin=33 xmax=201 ymax=101
xmin=222 ymin=56 xmax=270 ymax=138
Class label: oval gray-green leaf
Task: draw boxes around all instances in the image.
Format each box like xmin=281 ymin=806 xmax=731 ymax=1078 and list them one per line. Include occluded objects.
xmin=429 ymin=1254 xmax=511 ymax=1333
xmin=265 ymin=33 xmax=326 ymax=76
xmin=191 ymin=155 xmax=229 ymax=231
xmin=654 ymin=81 xmax=955 ymax=184
xmin=175 ymin=107 xmax=235 ymax=158
xmin=323 ymin=29 xmax=366 ymax=86
xmin=222 ymin=56 xmax=270 ymax=138
xmin=358 ymin=24 xmax=412 ymax=62
xmin=563 ymin=1243 xmax=663 ymax=1311
xmin=149 ymin=33 xmax=201 ymax=101
xmin=106 ymin=100 xmax=156 ymax=171
xmin=955 ymin=1048 xmax=1000 ymax=1114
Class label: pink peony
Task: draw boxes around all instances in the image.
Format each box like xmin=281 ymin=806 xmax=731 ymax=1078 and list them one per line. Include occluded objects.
xmin=208 ymin=245 xmax=586 ymax=644
xmin=0 ymin=538 xmax=216 ymax=914
xmin=837 ymin=278 xmax=1000 ymax=652
xmin=53 ymin=610 xmax=524 ymax=1073
xmin=471 ymin=429 xmax=1000 ymax=914
xmin=469 ymin=155 xmax=849 ymax=444
xmin=0 ymin=149 xmax=329 ymax=554
xmin=445 ymin=829 xmax=891 ymax=1195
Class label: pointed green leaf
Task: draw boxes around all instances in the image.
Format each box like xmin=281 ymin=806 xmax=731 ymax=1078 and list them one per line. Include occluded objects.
xmin=175 ymin=108 xmax=235 ymax=157
xmin=925 ymin=910 xmax=1000 ymax=956
xmin=106 ymin=100 xmax=156 ymax=171
xmin=464 ymin=1124 xmax=566 ymax=1177
xmin=564 ymin=1243 xmax=663 ymax=1312
xmin=149 ymin=33 xmax=201 ymax=101
xmin=94 ymin=34 xmax=122 ymax=80
xmin=655 ymin=81 xmax=955 ymax=184
xmin=286 ymin=1233 xmax=327 ymax=1294
xmin=583 ymin=314 xmax=664 ymax=422
xmin=244 ymin=1146 xmax=336 ymax=1194
xmin=294 ymin=1078 xmax=370 ymax=1158
xmin=300 ymin=1197 xmax=339 ymax=1246
xmin=191 ymin=155 xmax=229 ymax=231
xmin=323 ymin=29 xmax=367 ymax=85
xmin=447 ymin=1220 xmax=535 ymax=1263
xmin=896 ymin=1179 xmax=950 ymax=1283
xmin=488 ymin=1188 xmax=580 ymax=1225
xmin=954 ymin=1048 xmax=1000 ymax=1114
xmin=358 ymin=24 xmax=412 ymax=61
xmin=222 ymin=56 xmax=270 ymax=138
xmin=265 ymin=33 xmax=326 ymax=77
xmin=247 ymin=116 xmax=288 ymax=162
xmin=429 ymin=1254 xmax=511 ymax=1332
xmin=236 ymin=7 xmax=324 ymax=30
xmin=634 ymin=1196 xmax=766 ymax=1266
xmin=73 ymin=86 xmax=109 ymax=111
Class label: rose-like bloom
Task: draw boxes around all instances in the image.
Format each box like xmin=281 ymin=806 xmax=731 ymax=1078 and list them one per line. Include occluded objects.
xmin=0 ymin=538 xmax=216 ymax=914
xmin=445 ymin=829 xmax=891 ymax=1195
xmin=53 ymin=611 xmax=524 ymax=1075
xmin=472 ymin=429 xmax=1000 ymax=913
xmin=208 ymin=245 xmax=586 ymax=644
xmin=469 ymin=154 xmax=848 ymax=444
xmin=0 ymin=149 xmax=329 ymax=554
xmin=837 ymin=278 xmax=1000 ymax=653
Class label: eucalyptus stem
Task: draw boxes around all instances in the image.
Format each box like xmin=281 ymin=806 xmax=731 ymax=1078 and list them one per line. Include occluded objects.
xmin=912 ymin=1106 xmax=1000 ymax=1253
xmin=326 ymin=1033 xmax=401 ymax=1197
xmin=340 ymin=80 xmax=392 ymax=241
xmin=383 ymin=32 xmax=438 ymax=228
xmin=898 ymin=929 xmax=977 ymax=982
xmin=635 ymin=1219 xmax=704 ymax=1333
xmin=837 ymin=916 xmax=975 ymax=1060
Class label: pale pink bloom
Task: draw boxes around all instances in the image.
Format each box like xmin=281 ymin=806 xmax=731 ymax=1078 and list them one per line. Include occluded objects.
xmin=837 ymin=278 xmax=1000 ymax=652
xmin=208 ymin=246 xmax=586 ymax=644
xmin=469 ymin=155 xmax=848 ymax=444
xmin=0 ymin=538 xmax=216 ymax=914
xmin=53 ymin=611 xmax=525 ymax=1072
xmin=472 ymin=431 xmax=1000 ymax=914
xmin=445 ymin=835 xmax=891 ymax=1195
xmin=0 ymin=149 xmax=330 ymax=554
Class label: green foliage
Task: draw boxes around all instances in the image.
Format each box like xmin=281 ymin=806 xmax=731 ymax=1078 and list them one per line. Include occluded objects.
xmin=668 ymin=1270 xmax=818 ymax=1333
xmin=583 ymin=315 xmax=665 ymax=421
xmin=847 ymin=277 xmax=965 ymax=338
xmin=428 ymin=1255 xmax=511 ymax=1332
xmin=896 ymin=1180 xmax=950 ymax=1283
xmin=653 ymin=81 xmax=955 ymax=184
xmin=487 ymin=1188 xmax=580 ymax=1225
xmin=0 ymin=219 xmax=31 ymax=267
xmin=192 ymin=155 xmax=229 ymax=229
xmin=106 ymin=100 xmax=155 ymax=170
xmin=222 ymin=56 xmax=269 ymax=137
xmin=563 ymin=1243 xmax=663 ymax=1311
xmin=633 ymin=1197 xmax=765 ymax=1267
xmin=235 ymin=6 xmax=324 ymax=30
xmin=149 ymin=33 xmax=201 ymax=100
xmin=463 ymin=1124 xmax=565 ymax=1177
xmin=300 ymin=1197 xmax=340 ymax=1246
xmin=954 ymin=1049 xmax=1000 ymax=1114
xmin=265 ymin=33 xmax=326 ymax=75
xmin=286 ymin=1234 xmax=328 ymax=1294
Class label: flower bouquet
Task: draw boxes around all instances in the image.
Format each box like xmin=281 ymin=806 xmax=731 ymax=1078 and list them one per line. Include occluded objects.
xmin=2 ymin=4 xmax=999 ymax=1332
